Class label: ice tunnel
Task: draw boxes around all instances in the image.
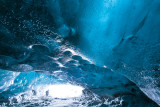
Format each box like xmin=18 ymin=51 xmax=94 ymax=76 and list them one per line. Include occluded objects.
xmin=0 ymin=0 xmax=160 ymax=106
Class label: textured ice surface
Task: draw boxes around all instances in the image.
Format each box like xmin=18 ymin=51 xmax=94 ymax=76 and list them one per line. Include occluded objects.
xmin=0 ymin=0 xmax=160 ymax=106
xmin=0 ymin=49 xmax=158 ymax=106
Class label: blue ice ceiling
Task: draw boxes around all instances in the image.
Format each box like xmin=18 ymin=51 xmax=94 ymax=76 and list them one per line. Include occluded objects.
xmin=0 ymin=0 xmax=160 ymax=106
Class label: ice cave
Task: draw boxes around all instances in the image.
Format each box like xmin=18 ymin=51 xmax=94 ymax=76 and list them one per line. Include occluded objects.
xmin=0 ymin=0 xmax=160 ymax=106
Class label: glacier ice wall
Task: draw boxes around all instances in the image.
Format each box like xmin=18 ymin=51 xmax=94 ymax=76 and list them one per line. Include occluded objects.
xmin=74 ymin=0 xmax=160 ymax=104
xmin=0 ymin=0 xmax=160 ymax=106
xmin=47 ymin=0 xmax=160 ymax=104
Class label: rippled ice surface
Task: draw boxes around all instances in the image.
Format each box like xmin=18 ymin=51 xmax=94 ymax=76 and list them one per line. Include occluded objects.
xmin=0 ymin=49 xmax=118 ymax=106
xmin=0 ymin=48 xmax=159 ymax=107
xmin=0 ymin=1 xmax=160 ymax=106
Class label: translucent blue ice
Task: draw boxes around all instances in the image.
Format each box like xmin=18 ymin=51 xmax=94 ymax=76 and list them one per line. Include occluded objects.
xmin=0 ymin=0 xmax=160 ymax=106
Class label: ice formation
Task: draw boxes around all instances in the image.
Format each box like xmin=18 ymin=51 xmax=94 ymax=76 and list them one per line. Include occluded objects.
xmin=0 ymin=0 xmax=160 ymax=106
